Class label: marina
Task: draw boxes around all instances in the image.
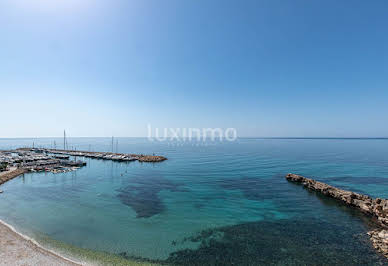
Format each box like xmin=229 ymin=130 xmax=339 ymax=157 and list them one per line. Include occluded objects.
xmin=0 ymin=148 xmax=167 ymax=187
xmin=0 ymin=149 xmax=86 ymax=185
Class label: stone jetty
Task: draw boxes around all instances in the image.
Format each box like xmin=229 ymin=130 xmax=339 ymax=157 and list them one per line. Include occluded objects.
xmin=286 ymin=173 xmax=388 ymax=258
xmin=0 ymin=168 xmax=27 ymax=186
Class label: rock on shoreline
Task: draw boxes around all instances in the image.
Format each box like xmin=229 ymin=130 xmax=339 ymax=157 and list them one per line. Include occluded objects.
xmin=286 ymin=173 xmax=388 ymax=259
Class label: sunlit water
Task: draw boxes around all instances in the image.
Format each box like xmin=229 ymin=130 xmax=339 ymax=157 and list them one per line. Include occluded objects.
xmin=0 ymin=138 xmax=388 ymax=265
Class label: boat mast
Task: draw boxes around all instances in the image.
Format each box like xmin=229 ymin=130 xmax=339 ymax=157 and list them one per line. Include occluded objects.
xmin=64 ymin=130 xmax=66 ymax=150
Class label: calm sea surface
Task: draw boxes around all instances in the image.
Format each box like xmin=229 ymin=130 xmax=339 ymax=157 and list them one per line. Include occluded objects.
xmin=0 ymin=138 xmax=388 ymax=265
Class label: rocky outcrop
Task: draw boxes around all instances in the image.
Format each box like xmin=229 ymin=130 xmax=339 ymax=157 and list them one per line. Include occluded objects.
xmin=286 ymin=173 xmax=388 ymax=259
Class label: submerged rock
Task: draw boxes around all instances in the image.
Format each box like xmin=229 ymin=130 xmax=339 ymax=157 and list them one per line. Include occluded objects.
xmin=117 ymin=173 xmax=187 ymax=218
xmin=165 ymin=219 xmax=386 ymax=265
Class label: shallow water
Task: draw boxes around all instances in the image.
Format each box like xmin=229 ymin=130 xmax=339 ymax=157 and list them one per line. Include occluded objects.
xmin=0 ymin=138 xmax=387 ymax=264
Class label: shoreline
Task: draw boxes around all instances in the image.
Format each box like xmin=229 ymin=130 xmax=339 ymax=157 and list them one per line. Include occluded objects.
xmin=0 ymin=217 xmax=161 ymax=266
xmin=0 ymin=166 xmax=86 ymax=264
xmin=0 ymin=218 xmax=84 ymax=265
xmin=0 ymin=149 xmax=165 ymax=266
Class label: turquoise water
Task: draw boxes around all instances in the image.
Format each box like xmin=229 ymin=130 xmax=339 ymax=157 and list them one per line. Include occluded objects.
xmin=0 ymin=138 xmax=388 ymax=265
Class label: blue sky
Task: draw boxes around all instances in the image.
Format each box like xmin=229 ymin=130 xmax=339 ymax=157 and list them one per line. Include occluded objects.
xmin=1 ymin=0 xmax=387 ymax=137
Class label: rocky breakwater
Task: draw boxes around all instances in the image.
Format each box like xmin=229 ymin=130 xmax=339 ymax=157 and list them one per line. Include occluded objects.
xmin=286 ymin=173 xmax=388 ymax=258
xmin=136 ymin=155 xmax=167 ymax=162
xmin=0 ymin=168 xmax=27 ymax=186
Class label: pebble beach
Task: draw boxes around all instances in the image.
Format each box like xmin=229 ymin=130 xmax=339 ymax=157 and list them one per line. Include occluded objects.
xmin=0 ymin=220 xmax=80 ymax=266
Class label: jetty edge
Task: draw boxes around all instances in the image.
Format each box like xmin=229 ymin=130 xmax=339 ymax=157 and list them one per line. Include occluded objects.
xmin=0 ymin=168 xmax=27 ymax=186
xmin=285 ymin=173 xmax=388 ymax=259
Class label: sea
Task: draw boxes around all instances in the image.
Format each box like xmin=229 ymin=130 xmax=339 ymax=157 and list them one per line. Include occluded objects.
xmin=0 ymin=138 xmax=387 ymax=265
